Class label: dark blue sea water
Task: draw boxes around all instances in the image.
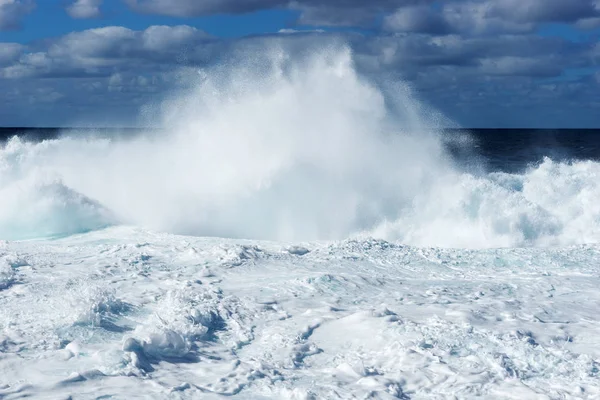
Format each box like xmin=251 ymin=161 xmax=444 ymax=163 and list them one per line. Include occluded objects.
xmin=445 ymin=129 xmax=600 ymax=173
xmin=2 ymin=127 xmax=599 ymax=174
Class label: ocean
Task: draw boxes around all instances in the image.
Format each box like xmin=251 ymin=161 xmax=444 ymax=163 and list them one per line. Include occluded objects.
xmin=1 ymin=49 xmax=599 ymax=399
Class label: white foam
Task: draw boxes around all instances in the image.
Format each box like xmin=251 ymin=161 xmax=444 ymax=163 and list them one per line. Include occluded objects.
xmin=3 ymin=227 xmax=598 ymax=398
xmin=371 ymin=157 xmax=600 ymax=248
xmin=0 ymin=138 xmax=116 ymax=240
xmin=0 ymin=260 xmax=15 ymax=290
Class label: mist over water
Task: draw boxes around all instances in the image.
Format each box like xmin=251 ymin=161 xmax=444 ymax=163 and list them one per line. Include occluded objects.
xmin=1 ymin=45 xmax=600 ymax=248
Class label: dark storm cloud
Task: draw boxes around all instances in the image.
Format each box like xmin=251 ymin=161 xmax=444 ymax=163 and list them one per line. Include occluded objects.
xmin=0 ymin=0 xmax=35 ymax=30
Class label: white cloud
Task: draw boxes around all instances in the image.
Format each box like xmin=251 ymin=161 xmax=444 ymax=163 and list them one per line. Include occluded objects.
xmin=278 ymin=28 xmax=325 ymax=34
xmin=1 ymin=23 xmax=589 ymax=81
xmin=1 ymin=25 xmax=213 ymax=79
xmin=66 ymin=0 xmax=102 ymax=19
xmin=0 ymin=42 xmax=23 ymax=65
xmin=0 ymin=0 xmax=34 ymax=30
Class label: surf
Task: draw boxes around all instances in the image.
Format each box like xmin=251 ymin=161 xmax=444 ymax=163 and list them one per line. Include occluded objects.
xmin=1 ymin=44 xmax=600 ymax=248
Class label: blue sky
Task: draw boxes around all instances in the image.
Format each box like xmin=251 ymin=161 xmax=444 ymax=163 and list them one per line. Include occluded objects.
xmin=0 ymin=0 xmax=599 ymax=128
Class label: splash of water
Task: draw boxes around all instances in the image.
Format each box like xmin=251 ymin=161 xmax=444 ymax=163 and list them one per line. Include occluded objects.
xmin=1 ymin=45 xmax=600 ymax=248
xmin=0 ymin=46 xmax=451 ymax=241
xmin=370 ymin=158 xmax=600 ymax=248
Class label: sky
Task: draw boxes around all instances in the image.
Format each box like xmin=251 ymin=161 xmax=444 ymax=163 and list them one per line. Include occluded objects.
xmin=0 ymin=0 xmax=599 ymax=128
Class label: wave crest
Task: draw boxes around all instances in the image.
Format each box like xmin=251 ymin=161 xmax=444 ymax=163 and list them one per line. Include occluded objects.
xmin=370 ymin=157 xmax=600 ymax=248
xmin=0 ymin=138 xmax=115 ymax=240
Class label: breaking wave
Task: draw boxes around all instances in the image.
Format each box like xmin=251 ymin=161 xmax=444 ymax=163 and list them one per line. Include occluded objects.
xmin=1 ymin=45 xmax=599 ymax=248
xmin=0 ymin=156 xmax=116 ymax=241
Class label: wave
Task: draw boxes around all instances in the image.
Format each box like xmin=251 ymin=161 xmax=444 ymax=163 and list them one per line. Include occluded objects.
xmin=0 ymin=171 xmax=116 ymax=241
xmin=369 ymin=157 xmax=600 ymax=248
xmin=1 ymin=45 xmax=599 ymax=248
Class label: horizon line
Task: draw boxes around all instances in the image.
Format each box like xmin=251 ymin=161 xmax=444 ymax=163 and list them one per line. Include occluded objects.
xmin=2 ymin=127 xmax=600 ymax=131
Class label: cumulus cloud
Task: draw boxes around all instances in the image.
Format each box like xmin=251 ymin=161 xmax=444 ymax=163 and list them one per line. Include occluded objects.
xmin=0 ymin=24 xmax=594 ymax=84
xmin=0 ymin=42 xmax=23 ymax=65
xmin=0 ymin=0 xmax=34 ymax=30
xmin=66 ymin=0 xmax=102 ymax=19
xmin=1 ymin=25 xmax=213 ymax=78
